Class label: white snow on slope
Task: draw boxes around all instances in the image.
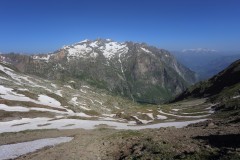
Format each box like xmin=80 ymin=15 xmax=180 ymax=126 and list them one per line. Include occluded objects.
xmin=81 ymin=85 xmax=90 ymax=89
xmin=132 ymin=116 xmax=152 ymax=124
xmin=158 ymin=110 xmax=211 ymax=118
xmin=90 ymin=51 xmax=98 ymax=58
xmin=55 ymin=90 xmax=62 ymax=97
xmin=0 ymin=85 xmax=66 ymax=110
xmin=32 ymin=54 xmax=51 ymax=62
xmin=0 ymin=85 xmax=34 ymax=102
xmin=0 ymin=64 xmax=14 ymax=72
xmin=233 ymin=95 xmax=240 ymax=99
xmin=0 ymin=104 xmax=29 ymax=112
xmin=100 ymin=42 xmax=128 ymax=59
xmin=118 ymin=48 xmax=128 ymax=74
xmin=63 ymin=40 xmax=128 ymax=60
xmin=38 ymin=95 xmax=61 ymax=108
xmin=156 ymin=115 xmax=167 ymax=120
xmin=80 ymin=39 xmax=89 ymax=43
xmin=0 ymin=64 xmax=21 ymax=84
xmin=51 ymin=83 xmax=57 ymax=88
xmin=0 ymin=76 xmax=8 ymax=80
xmin=80 ymin=89 xmax=87 ymax=93
xmin=69 ymin=97 xmax=91 ymax=111
xmin=0 ymin=117 xmax=207 ymax=133
xmin=1 ymin=102 xmax=94 ymax=117
xmin=0 ymin=137 xmax=73 ymax=160
xmin=70 ymin=97 xmax=78 ymax=105
xmin=66 ymin=43 xmax=92 ymax=58
xmin=145 ymin=113 xmax=154 ymax=119
xmin=141 ymin=47 xmax=151 ymax=53
xmin=64 ymin=85 xmax=73 ymax=89
xmin=89 ymin=41 xmax=99 ymax=48
xmin=0 ymin=64 xmax=54 ymax=93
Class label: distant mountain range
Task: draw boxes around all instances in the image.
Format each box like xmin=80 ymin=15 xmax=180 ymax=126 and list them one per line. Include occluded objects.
xmin=182 ymin=48 xmax=217 ymax=53
xmin=0 ymin=39 xmax=197 ymax=103
xmin=171 ymin=49 xmax=240 ymax=80
xmin=173 ymin=59 xmax=240 ymax=104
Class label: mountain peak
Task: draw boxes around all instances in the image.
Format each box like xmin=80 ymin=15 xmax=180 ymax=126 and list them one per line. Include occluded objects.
xmin=79 ymin=39 xmax=90 ymax=43
xmin=0 ymin=39 xmax=198 ymax=103
xmin=61 ymin=38 xmax=127 ymax=60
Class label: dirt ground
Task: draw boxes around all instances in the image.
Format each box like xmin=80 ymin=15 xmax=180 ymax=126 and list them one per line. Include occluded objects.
xmin=0 ymin=118 xmax=239 ymax=160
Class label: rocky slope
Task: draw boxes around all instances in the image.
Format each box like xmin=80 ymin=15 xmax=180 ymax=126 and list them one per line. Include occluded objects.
xmin=0 ymin=39 xmax=197 ymax=103
xmin=0 ymin=61 xmax=210 ymax=132
xmin=174 ymin=59 xmax=240 ymax=101
xmin=173 ymin=59 xmax=240 ymax=124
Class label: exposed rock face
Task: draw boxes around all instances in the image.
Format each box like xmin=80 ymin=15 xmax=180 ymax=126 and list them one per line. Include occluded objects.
xmin=0 ymin=39 xmax=197 ymax=103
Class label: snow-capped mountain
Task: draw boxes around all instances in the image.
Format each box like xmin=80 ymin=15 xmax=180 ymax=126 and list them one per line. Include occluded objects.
xmin=0 ymin=39 xmax=198 ymax=103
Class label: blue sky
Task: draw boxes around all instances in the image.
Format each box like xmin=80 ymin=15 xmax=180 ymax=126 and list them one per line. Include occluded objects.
xmin=0 ymin=0 xmax=239 ymax=53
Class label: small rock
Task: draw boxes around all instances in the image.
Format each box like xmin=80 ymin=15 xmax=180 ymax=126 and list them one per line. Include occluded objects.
xmin=208 ymin=122 xmax=215 ymax=127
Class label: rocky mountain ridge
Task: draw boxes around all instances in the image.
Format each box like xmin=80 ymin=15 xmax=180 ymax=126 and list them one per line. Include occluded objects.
xmin=0 ymin=39 xmax=197 ymax=103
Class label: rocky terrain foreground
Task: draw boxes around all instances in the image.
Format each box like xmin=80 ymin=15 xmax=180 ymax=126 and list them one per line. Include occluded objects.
xmin=0 ymin=112 xmax=239 ymax=160
xmin=0 ymin=89 xmax=239 ymax=160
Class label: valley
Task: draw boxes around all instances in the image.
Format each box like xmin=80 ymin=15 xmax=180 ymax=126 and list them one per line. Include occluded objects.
xmin=0 ymin=62 xmax=211 ymax=134
xmin=0 ymin=41 xmax=239 ymax=159
xmin=1 ymin=1 xmax=240 ymax=159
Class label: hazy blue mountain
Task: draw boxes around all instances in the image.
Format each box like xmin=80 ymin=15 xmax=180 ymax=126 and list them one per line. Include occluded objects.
xmin=171 ymin=49 xmax=240 ymax=80
xmin=173 ymin=59 xmax=240 ymax=102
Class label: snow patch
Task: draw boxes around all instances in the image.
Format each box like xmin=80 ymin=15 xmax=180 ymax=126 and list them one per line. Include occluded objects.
xmin=55 ymin=90 xmax=62 ymax=97
xmin=156 ymin=115 xmax=167 ymax=120
xmin=141 ymin=47 xmax=152 ymax=53
xmin=90 ymin=51 xmax=98 ymax=58
xmin=70 ymin=97 xmax=78 ymax=105
xmin=66 ymin=43 xmax=92 ymax=59
xmin=80 ymin=39 xmax=89 ymax=43
xmin=81 ymin=85 xmax=90 ymax=89
xmin=133 ymin=116 xmax=152 ymax=124
xmin=0 ymin=104 xmax=29 ymax=112
xmin=80 ymin=89 xmax=87 ymax=93
xmin=89 ymin=41 xmax=99 ymax=48
xmin=38 ymin=95 xmax=61 ymax=108
xmin=145 ymin=113 xmax=154 ymax=119
xmin=51 ymin=83 xmax=57 ymax=88
xmin=0 ymin=137 xmax=73 ymax=160
xmin=101 ymin=42 xmax=128 ymax=59
xmin=32 ymin=55 xmax=51 ymax=62
xmin=233 ymin=95 xmax=240 ymax=99
xmin=64 ymin=85 xmax=73 ymax=89
xmin=158 ymin=110 xmax=211 ymax=118
xmin=0 ymin=117 xmax=208 ymax=133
